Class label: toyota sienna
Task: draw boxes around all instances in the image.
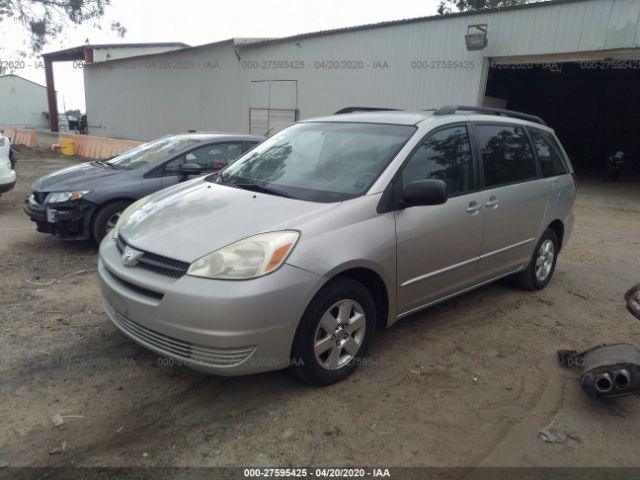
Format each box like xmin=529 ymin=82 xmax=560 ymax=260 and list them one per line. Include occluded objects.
xmin=98 ymin=106 xmax=576 ymax=385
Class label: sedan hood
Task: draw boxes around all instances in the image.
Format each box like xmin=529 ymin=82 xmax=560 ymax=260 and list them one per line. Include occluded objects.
xmin=32 ymin=162 xmax=126 ymax=192
xmin=121 ymin=180 xmax=337 ymax=262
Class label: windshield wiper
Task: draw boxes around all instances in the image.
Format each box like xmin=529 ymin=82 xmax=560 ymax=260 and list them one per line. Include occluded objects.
xmin=231 ymin=182 xmax=293 ymax=198
xmin=93 ymin=160 xmax=118 ymax=169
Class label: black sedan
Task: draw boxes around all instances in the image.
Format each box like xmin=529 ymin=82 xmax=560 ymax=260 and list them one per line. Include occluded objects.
xmin=24 ymin=133 xmax=263 ymax=243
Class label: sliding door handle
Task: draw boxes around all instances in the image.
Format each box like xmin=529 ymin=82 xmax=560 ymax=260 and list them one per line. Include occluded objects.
xmin=485 ymin=196 xmax=499 ymax=209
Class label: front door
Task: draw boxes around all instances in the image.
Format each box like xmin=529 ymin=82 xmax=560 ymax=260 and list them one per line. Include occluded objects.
xmin=395 ymin=124 xmax=485 ymax=316
xmin=161 ymin=142 xmax=244 ymax=188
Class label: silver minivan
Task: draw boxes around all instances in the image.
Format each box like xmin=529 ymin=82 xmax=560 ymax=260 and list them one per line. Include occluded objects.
xmin=98 ymin=106 xmax=576 ymax=385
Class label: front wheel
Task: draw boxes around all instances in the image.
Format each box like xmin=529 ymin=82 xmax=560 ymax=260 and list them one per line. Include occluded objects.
xmin=91 ymin=200 xmax=131 ymax=244
xmin=513 ymin=228 xmax=559 ymax=291
xmin=290 ymin=278 xmax=376 ymax=386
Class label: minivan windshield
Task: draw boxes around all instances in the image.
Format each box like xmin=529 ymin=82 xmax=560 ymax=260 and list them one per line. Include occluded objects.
xmin=105 ymin=135 xmax=201 ymax=170
xmin=217 ymin=122 xmax=415 ymax=202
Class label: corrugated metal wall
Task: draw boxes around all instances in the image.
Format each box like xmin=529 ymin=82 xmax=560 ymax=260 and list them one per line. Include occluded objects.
xmin=84 ymin=0 xmax=640 ymax=140
xmin=0 ymin=75 xmax=49 ymax=128
xmin=84 ymin=42 xmax=243 ymax=140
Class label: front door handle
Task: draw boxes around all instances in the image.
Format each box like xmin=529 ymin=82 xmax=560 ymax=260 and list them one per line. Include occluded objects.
xmin=485 ymin=196 xmax=499 ymax=209
xmin=466 ymin=201 xmax=482 ymax=214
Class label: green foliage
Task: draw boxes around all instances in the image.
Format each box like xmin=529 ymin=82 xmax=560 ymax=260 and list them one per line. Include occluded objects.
xmin=437 ymin=0 xmax=541 ymax=15
xmin=0 ymin=0 xmax=124 ymax=52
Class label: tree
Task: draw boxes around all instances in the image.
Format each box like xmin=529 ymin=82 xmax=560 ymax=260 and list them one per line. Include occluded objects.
xmin=437 ymin=0 xmax=542 ymax=15
xmin=0 ymin=0 xmax=125 ymax=52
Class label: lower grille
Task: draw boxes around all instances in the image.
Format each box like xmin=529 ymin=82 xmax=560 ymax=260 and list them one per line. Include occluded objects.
xmin=104 ymin=301 xmax=256 ymax=367
xmin=117 ymin=236 xmax=190 ymax=279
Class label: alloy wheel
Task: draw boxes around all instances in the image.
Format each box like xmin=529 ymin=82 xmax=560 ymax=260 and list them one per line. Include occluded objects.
xmin=313 ymin=299 xmax=366 ymax=370
xmin=105 ymin=211 xmax=122 ymax=234
xmin=535 ymin=239 xmax=555 ymax=282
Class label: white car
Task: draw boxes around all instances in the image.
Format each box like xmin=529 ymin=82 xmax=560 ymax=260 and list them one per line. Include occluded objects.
xmin=0 ymin=134 xmax=16 ymax=195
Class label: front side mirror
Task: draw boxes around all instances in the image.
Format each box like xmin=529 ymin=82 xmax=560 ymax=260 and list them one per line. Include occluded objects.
xmin=180 ymin=163 xmax=203 ymax=176
xmin=403 ymin=179 xmax=447 ymax=207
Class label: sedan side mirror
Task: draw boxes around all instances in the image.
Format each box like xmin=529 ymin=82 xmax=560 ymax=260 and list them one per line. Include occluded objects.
xmin=403 ymin=179 xmax=448 ymax=207
xmin=180 ymin=163 xmax=203 ymax=176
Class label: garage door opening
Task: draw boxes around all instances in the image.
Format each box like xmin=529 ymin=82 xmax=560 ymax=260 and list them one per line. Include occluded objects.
xmin=484 ymin=59 xmax=640 ymax=180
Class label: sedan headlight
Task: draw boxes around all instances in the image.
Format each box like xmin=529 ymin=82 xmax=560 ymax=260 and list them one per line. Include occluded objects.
xmin=46 ymin=191 xmax=90 ymax=204
xmin=187 ymin=231 xmax=300 ymax=280
xmin=112 ymin=196 xmax=150 ymax=240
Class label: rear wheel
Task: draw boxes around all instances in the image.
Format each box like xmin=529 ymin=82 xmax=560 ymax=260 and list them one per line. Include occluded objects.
xmin=290 ymin=278 xmax=376 ymax=386
xmin=91 ymin=200 xmax=131 ymax=244
xmin=513 ymin=228 xmax=559 ymax=291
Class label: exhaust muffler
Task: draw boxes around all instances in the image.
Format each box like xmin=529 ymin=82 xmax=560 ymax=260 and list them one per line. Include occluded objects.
xmin=558 ymin=343 xmax=640 ymax=398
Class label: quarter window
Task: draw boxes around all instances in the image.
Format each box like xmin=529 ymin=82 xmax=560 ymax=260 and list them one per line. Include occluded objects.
xmin=401 ymin=125 xmax=474 ymax=197
xmin=476 ymin=125 xmax=536 ymax=187
xmin=529 ymin=128 xmax=567 ymax=177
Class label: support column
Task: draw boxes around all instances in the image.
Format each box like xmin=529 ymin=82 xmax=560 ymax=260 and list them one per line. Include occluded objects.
xmin=44 ymin=58 xmax=59 ymax=132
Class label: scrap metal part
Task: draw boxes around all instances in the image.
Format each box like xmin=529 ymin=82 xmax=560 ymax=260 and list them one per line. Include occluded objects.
xmin=625 ymin=284 xmax=640 ymax=320
xmin=558 ymin=343 xmax=640 ymax=398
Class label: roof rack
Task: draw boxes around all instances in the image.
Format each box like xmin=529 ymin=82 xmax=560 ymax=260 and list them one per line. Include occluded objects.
xmin=334 ymin=107 xmax=402 ymax=114
xmin=433 ymin=105 xmax=546 ymax=125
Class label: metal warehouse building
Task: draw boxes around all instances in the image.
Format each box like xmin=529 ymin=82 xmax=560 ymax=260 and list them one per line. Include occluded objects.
xmin=46 ymin=0 xmax=640 ymax=174
xmin=0 ymin=74 xmax=49 ymax=128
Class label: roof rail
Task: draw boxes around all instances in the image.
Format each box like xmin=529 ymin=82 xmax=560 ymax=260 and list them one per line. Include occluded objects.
xmin=433 ymin=105 xmax=546 ymax=125
xmin=334 ymin=107 xmax=402 ymax=114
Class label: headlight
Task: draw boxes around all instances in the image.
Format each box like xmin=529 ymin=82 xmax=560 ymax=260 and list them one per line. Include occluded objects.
xmin=187 ymin=231 xmax=300 ymax=280
xmin=46 ymin=191 xmax=90 ymax=203
xmin=112 ymin=196 xmax=150 ymax=240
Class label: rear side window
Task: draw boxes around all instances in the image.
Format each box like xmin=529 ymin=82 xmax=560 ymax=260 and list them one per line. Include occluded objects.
xmin=401 ymin=125 xmax=474 ymax=197
xmin=476 ymin=125 xmax=536 ymax=188
xmin=529 ymin=128 xmax=567 ymax=177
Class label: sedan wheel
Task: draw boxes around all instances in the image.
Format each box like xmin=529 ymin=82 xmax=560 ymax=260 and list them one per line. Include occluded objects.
xmin=91 ymin=200 xmax=131 ymax=244
xmin=105 ymin=211 xmax=123 ymax=235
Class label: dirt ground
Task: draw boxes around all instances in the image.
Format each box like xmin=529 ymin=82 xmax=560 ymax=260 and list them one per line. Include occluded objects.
xmin=1 ymin=147 xmax=639 ymax=469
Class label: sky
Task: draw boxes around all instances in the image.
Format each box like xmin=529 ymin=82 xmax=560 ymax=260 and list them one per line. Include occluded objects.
xmin=0 ymin=0 xmax=441 ymax=112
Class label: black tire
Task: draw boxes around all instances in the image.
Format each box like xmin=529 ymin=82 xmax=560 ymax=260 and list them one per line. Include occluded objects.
xmin=513 ymin=228 xmax=559 ymax=291
xmin=91 ymin=200 xmax=131 ymax=244
xmin=290 ymin=278 xmax=376 ymax=386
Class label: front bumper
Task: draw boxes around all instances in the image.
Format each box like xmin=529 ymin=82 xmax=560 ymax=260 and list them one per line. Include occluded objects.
xmin=98 ymin=237 xmax=322 ymax=375
xmin=23 ymin=194 xmax=95 ymax=240
xmin=0 ymin=179 xmax=16 ymax=193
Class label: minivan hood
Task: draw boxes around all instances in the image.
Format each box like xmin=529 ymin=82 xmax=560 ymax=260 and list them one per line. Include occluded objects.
xmin=120 ymin=180 xmax=337 ymax=262
xmin=32 ymin=162 xmax=126 ymax=192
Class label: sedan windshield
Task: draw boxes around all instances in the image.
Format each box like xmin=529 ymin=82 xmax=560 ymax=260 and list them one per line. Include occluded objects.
xmin=218 ymin=122 xmax=415 ymax=202
xmin=106 ymin=136 xmax=201 ymax=170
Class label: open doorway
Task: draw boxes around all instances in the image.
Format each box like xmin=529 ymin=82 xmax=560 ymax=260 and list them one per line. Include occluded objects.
xmin=484 ymin=59 xmax=640 ymax=180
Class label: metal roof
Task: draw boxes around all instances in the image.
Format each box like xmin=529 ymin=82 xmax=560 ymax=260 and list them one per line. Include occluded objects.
xmin=0 ymin=73 xmax=47 ymax=89
xmin=42 ymin=42 xmax=190 ymax=60
xmin=49 ymin=0 xmax=586 ymax=64
xmin=239 ymin=0 xmax=585 ymax=49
